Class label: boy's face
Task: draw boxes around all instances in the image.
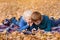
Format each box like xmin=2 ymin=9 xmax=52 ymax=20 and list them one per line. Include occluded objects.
xmin=25 ymin=17 xmax=32 ymax=23
xmin=33 ymin=20 xmax=41 ymax=25
xmin=25 ymin=17 xmax=41 ymax=25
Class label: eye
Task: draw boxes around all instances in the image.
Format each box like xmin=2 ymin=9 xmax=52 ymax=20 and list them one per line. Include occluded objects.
xmin=36 ymin=21 xmax=39 ymax=23
xmin=28 ymin=18 xmax=31 ymax=20
xmin=29 ymin=19 xmax=31 ymax=20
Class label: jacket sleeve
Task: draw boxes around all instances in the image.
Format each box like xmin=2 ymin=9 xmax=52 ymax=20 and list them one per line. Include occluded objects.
xmin=45 ymin=16 xmax=52 ymax=31
xmin=18 ymin=17 xmax=29 ymax=31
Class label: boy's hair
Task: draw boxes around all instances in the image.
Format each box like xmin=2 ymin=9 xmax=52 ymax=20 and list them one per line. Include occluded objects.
xmin=22 ymin=10 xmax=32 ymax=19
xmin=31 ymin=11 xmax=42 ymax=22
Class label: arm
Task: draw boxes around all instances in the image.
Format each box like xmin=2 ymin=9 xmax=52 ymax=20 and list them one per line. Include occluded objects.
xmin=45 ymin=21 xmax=52 ymax=31
xmin=45 ymin=17 xmax=52 ymax=31
xmin=19 ymin=25 xmax=29 ymax=31
xmin=18 ymin=17 xmax=29 ymax=31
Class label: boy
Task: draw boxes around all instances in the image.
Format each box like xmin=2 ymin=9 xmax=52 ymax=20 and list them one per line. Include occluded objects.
xmin=18 ymin=10 xmax=33 ymax=31
xmin=18 ymin=10 xmax=54 ymax=32
xmin=30 ymin=12 xmax=54 ymax=31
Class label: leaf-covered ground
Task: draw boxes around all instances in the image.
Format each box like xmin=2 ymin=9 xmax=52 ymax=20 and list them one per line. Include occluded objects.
xmin=0 ymin=0 xmax=60 ymax=40
xmin=0 ymin=29 xmax=60 ymax=40
xmin=0 ymin=0 xmax=60 ymax=23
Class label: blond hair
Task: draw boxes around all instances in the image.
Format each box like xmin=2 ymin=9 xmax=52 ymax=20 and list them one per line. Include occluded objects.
xmin=22 ymin=10 xmax=32 ymax=19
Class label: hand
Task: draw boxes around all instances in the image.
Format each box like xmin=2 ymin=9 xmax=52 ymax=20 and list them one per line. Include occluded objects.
xmin=27 ymin=22 xmax=33 ymax=27
xmin=26 ymin=19 xmax=33 ymax=26
xmin=29 ymin=22 xmax=33 ymax=26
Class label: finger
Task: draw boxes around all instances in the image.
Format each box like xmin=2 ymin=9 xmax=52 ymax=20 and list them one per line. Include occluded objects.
xmin=30 ymin=23 xmax=33 ymax=26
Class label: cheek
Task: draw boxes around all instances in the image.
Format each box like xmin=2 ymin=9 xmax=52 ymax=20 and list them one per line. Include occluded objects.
xmin=34 ymin=22 xmax=38 ymax=25
xmin=37 ymin=21 xmax=41 ymax=24
xmin=38 ymin=21 xmax=41 ymax=24
xmin=25 ymin=19 xmax=32 ymax=22
xmin=25 ymin=19 xmax=29 ymax=21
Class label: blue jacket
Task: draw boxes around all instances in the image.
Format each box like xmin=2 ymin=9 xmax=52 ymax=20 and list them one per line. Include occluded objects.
xmin=18 ymin=15 xmax=54 ymax=32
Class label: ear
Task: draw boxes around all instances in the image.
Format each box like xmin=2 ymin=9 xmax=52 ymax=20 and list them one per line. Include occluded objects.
xmin=41 ymin=16 xmax=43 ymax=22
